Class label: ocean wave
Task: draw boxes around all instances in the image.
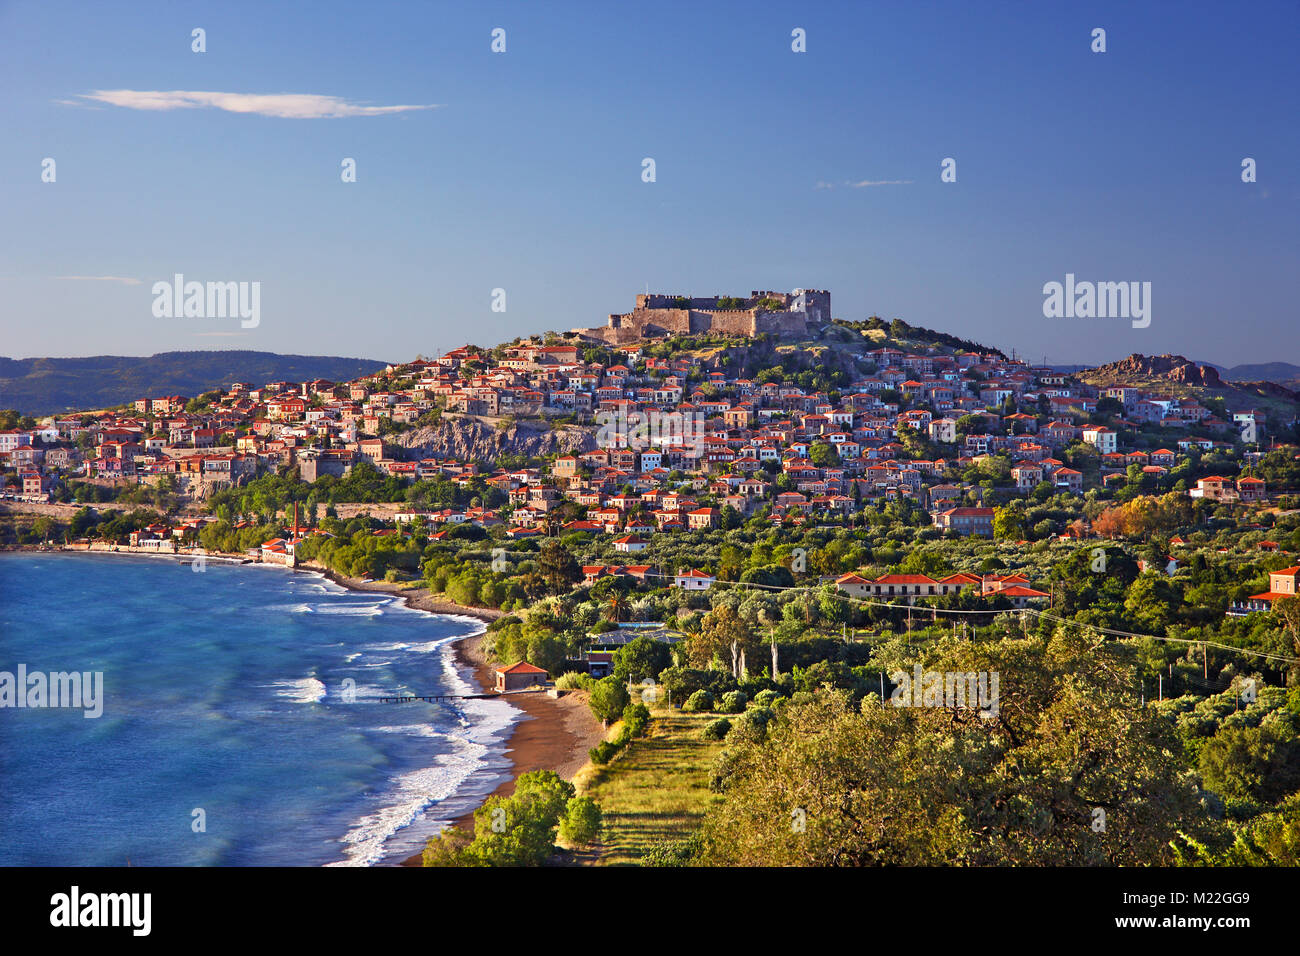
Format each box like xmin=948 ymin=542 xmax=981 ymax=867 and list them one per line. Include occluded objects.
xmin=326 ymin=740 xmax=490 ymax=867
xmin=268 ymin=677 xmax=327 ymax=704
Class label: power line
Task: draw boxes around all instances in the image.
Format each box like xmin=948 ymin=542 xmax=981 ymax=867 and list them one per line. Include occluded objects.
xmin=630 ymin=570 xmax=1300 ymax=666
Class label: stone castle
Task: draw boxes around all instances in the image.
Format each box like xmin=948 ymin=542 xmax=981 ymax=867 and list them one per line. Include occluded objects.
xmin=578 ymin=288 xmax=830 ymax=344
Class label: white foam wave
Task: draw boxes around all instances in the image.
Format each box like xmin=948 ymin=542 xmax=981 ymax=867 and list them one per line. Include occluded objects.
xmin=269 ymin=677 xmax=327 ymax=704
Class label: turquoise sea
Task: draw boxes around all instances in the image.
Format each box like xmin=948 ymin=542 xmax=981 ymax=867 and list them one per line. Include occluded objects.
xmin=0 ymin=551 xmax=519 ymax=866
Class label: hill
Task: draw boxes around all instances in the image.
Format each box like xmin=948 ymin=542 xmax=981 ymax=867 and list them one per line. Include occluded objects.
xmin=1077 ymin=353 xmax=1298 ymax=422
xmin=0 ymin=350 xmax=389 ymax=417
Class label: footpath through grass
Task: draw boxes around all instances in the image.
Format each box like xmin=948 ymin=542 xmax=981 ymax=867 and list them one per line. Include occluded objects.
xmin=574 ymin=708 xmax=724 ymax=866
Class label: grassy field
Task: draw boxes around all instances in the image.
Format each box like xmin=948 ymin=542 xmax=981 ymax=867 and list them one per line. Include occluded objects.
xmin=573 ymin=708 xmax=725 ymax=866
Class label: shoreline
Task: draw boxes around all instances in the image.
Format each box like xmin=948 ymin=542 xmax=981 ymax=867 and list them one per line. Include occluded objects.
xmin=7 ymin=546 xmax=605 ymax=868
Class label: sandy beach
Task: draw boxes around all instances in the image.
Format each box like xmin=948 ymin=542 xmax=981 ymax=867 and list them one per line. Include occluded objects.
xmin=16 ymin=547 xmax=605 ymax=867
xmin=396 ymin=630 xmax=605 ymax=865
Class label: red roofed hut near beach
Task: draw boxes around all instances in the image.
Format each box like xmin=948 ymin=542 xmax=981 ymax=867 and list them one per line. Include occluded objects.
xmin=495 ymin=660 xmax=549 ymax=693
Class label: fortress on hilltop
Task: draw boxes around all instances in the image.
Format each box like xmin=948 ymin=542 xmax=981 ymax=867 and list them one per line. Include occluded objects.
xmin=577 ymin=289 xmax=830 ymax=344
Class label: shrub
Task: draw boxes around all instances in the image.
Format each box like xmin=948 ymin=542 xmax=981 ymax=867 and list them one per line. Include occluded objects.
xmin=753 ymin=689 xmax=782 ymax=707
xmin=558 ymin=796 xmax=603 ymax=847
xmin=683 ymin=689 xmax=715 ymax=713
xmin=716 ymin=691 xmax=748 ymax=714
xmin=589 ymin=740 xmax=620 ymax=764
xmin=702 ymin=718 xmax=732 ymax=740
xmin=640 ymin=833 xmax=704 ymax=867
xmin=555 ymin=671 xmax=595 ymax=691
xmin=730 ymin=705 xmax=776 ymax=744
xmin=621 ymin=702 xmax=651 ymax=738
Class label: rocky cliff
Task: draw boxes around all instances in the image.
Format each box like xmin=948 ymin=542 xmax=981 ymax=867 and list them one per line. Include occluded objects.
xmin=1086 ymin=353 xmax=1222 ymax=387
xmin=394 ymin=417 xmax=597 ymax=465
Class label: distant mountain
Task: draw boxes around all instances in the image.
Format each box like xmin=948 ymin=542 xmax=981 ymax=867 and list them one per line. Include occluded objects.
xmin=1218 ymin=362 xmax=1300 ymax=390
xmin=0 ymin=350 xmax=389 ymax=416
xmin=1057 ymin=359 xmax=1300 ymax=391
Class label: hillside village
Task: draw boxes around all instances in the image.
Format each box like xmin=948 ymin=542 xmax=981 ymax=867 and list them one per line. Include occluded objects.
xmin=3 ymin=289 xmax=1297 ymax=621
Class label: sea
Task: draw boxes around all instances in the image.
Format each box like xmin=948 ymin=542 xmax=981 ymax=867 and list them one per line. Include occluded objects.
xmin=0 ymin=551 xmax=521 ymax=866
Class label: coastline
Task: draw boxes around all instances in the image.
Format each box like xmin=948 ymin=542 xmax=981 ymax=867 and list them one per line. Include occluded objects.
xmin=6 ymin=546 xmax=605 ymax=867
xmin=298 ymin=563 xmax=605 ymax=866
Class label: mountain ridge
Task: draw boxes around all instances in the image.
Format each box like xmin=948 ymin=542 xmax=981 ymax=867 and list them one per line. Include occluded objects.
xmin=0 ymin=350 xmax=390 ymax=416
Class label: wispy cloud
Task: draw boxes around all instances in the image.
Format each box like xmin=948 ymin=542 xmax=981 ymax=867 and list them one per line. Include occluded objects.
xmin=68 ymin=90 xmax=440 ymax=119
xmin=56 ymin=275 xmax=143 ymax=285
xmin=845 ymin=179 xmax=914 ymax=188
xmin=817 ymin=178 xmax=914 ymax=190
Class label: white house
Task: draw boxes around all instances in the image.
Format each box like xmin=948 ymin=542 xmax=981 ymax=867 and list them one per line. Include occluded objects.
xmin=673 ymin=568 xmax=715 ymax=590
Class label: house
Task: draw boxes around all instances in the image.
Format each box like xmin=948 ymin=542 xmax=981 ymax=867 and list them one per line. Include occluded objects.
xmin=1237 ymin=567 xmax=1300 ymax=614
xmin=495 ymin=661 xmax=549 ymax=692
xmin=834 ymin=572 xmax=872 ymax=598
xmin=613 ymin=534 xmax=648 ymax=553
xmin=931 ymin=507 xmax=995 ymax=537
xmin=674 ymin=568 xmax=716 ymax=590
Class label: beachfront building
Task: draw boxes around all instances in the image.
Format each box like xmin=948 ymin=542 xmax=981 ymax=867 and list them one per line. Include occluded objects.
xmin=495 ymin=660 xmax=549 ymax=692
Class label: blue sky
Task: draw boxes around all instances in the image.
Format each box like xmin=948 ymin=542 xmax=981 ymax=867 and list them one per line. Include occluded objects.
xmin=1 ymin=0 xmax=1296 ymax=366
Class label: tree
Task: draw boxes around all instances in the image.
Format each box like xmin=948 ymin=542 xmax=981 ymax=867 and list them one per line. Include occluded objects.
xmin=693 ymin=604 xmax=756 ymax=679
xmin=613 ymin=636 xmax=673 ymax=685
xmin=698 ymin=632 xmax=1219 ymax=866
xmin=558 ymin=796 xmax=603 ymax=847
xmin=992 ymin=506 xmax=1026 ymax=541
xmin=536 ymin=539 xmax=580 ymax=594
xmin=588 ymin=676 xmax=630 ymax=726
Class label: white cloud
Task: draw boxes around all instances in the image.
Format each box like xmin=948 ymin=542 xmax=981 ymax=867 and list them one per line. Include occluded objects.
xmin=70 ymin=90 xmax=440 ymax=119
xmin=845 ymin=179 xmax=913 ymax=188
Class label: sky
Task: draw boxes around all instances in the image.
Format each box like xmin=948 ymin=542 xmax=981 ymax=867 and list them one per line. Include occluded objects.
xmin=1 ymin=0 xmax=1296 ymax=367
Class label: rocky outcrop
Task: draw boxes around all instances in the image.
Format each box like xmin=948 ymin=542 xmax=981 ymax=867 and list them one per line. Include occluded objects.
xmin=1088 ymin=353 xmax=1222 ymax=387
xmin=394 ymin=417 xmax=597 ymax=465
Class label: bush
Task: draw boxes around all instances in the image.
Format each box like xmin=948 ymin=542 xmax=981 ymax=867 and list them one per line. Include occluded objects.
xmin=702 ymin=718 xmax=732 ymax=740
xmin=555 ymin=671 xmax=595 ymax=691
xmin=640 ymin=833 xmax=704 ymax=867
xmin=683 ymin=690 xmax=715 ymax=713
xmin=716 ymin=691 xmax=748 ymax=714
xmin=729 ymin=705 xmax=776 ymax=744
xmin=589 ymin=740 xmax=620 ymax=764
xmin=753 ymin=689 xmax=782 ymax=707
xmin=558 ymin=796 xmax=603 ymax=847
xmin=621 ymin=702 xmax=651 ymax=738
